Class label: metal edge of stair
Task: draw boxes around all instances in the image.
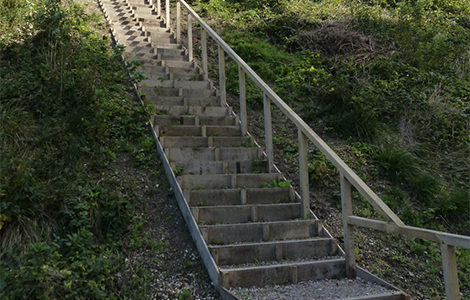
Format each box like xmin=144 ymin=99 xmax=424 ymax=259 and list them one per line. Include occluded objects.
xmin=96 ymin=0 xmax=412 ymax=299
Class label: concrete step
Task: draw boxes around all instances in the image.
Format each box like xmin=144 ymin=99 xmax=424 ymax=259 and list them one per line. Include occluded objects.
xmin=147 ymin=95 xmax=218 ymax=107
xmin=147 ymin=30 xmax=174 ymax=41
xmin=110 ymin=18 xmax=140 ymax=27
xmin=126 ymin=43 xmax=153 ymax=55
xmin=113 ymin=26 xmax=145 ymax=37
xmin=127 ymin=44 xmax=184 ymax=58
xmin=155 ymin=47 xmax=186 ymax=56
xmin=117 ymin=34 xmax=151 ymax=45
xmin=340 ymin=294 xmax=409 ymax=300
xmin=130 ymin=4 xmax=154 ymax=11
xmin=113 ymin=19 xmax=140 ymax=27
xmin=200 ymin=219 xmax=321 ymax=245
xmin=209 ymin=238 xmax=338 ymax=266
xmin=193 ymin=203 xmax=302 ymax=224
xmin=143 ymin=71 xmax=204 ymax=81
xmin=153 ymin=115 xmax=237 ymax=126
xmin=143 ymin=23 xmax=170 ymax=33
xmin=125 ymin=51 xmax=157 ymax=62
xmin=154 ymin=104 xmax=227 ymax=117
xmin=166 ymin=147 xmax=260 ymax=163
xmin=188 ymin=187 xmax=294 ymax=207
xmin=140 ymin=86 xmax=214 ymax=98
xmin=172 ymin=159 xmax=267 ymax=175
xmin=139 ymin=64 xmax=197 ymax=77
xmin=140 ymin=79 xmax=209 ymax=89
xmin=160 ymin=136 xmax=251 ymax=148
xmin=219 ymin=258 xmax=345 ymax=288
xmin=149 ymin=35 xmax=175 ymax=44
xmin=179 ymin=173 xmax=280 ymax=190
xmin=139 ymin=18 xmax=165 ymax=27
xmin=151 ymin=41 xmax=182 ymax=49
xmin=161 ymin=60 xmax=195 ymax=69
xmin=156 ymin=125 xmax=240 ymax=137
xmin=102 ymin=7 xmax=134 ymax=18
xmin=133 ymin=11 xmax=160 ymax=20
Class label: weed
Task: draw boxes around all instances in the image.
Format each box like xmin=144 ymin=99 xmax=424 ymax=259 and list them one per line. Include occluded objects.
xmin=262 ymin=179 xmax=290 ymax=188
xmin=209 ymin=238 xmax=224 ymax=245
xmin=174 ymin=167 xmax=185 ymax=176
xmin=179 ymin=288 xmax=193 ymax=300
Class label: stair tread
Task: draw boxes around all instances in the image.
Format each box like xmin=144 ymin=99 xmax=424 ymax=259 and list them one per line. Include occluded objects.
xmin=101 ymin=0 xmax=410 ymax=296
xmin=197 ymin=202 xmax=301 ymax=210
xmin=229 ymin=278 xmax=402 ymax=300
xmin=200 ymin=219 xmax=317 ymax=229
xmin=219 ymin=257 xmax=344 ymax=271
xmin=209 ymin=237 xmax=333 ymax=249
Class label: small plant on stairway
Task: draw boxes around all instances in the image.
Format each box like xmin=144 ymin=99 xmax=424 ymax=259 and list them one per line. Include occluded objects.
xmin=262 ymin=179 xmax=291 ymax=188
xmin=174 ymin=167 xmax=184 ymax=176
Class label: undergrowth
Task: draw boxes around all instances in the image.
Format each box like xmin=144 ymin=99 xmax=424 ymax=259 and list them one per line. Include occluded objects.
xmin=0 ymin=0 xmax=155 ymax=298
xmin=193 ymin=0 xmax=469 ymax=297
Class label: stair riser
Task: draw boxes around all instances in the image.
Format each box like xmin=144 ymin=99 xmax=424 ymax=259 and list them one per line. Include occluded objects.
xmin=141 ymin=87 xmax=214 ymax=98
xmin=166 ymin=148 xmax=260 ymax=163
xmin=157 ymin=125 xmax=241 ymax=137
xmin=153 ymin=115 xmax=237 ymax=127
xmin=193 ymin=203 xmax=301 ymax=224
xmin=189 ymin=187 xmax=293 ymax=207
xmin=141 ymin=80 xmax=210 ymax=90
xmin=201 ymin=220 xmax=321 ymax=245
xmin=161 ymin=136 xmax=251 ymax=148
xmin=144 ymin=72 xmax=203 ymax=81
xmin=220 ymin=259 xmax=345 ymax=288
xmin=179 ymin=173 xmax=280 ymax=190
xmin=211 ymin=238 xmax=338 ymax=266
xmin=174 ymin=160 xmax=267 ymax=175
xmin=148 ymin=96 xmax=218 ymax=107
xmin=155 ymin=106 xmax=227 ymax=117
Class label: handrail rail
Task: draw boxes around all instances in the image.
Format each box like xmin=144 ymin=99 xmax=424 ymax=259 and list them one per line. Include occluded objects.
xmin=348 ymin=216 xmax=470 ymax=248
xmin=160 ymin=1 xmax=470 ymax=298
xmin=179 ymin=0 xmax=404 ymax=226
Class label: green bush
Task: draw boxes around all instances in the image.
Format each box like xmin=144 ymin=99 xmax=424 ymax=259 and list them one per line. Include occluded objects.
xmin=0 ymin=0 xmax=150 ymax=298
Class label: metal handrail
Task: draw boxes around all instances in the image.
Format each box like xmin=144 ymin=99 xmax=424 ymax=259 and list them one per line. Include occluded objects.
xmin=155 ymin=1 xmax=470 ymax=298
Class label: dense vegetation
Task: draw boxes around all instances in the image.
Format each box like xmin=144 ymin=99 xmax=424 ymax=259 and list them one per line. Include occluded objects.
xmin=1 ymin=0 xmax=468 ymax=298
xmin=191 ymin=0 xmax=469 ymax=297
xmin=0 ymin=0 xmax=162 ymax=298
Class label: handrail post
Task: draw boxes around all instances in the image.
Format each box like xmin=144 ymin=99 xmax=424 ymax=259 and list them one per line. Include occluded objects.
xmin=156 ymin=0 xmax=161 ymax=16
xmin=239 ymin=66 xmax=247 ymax=136
xmin=218 ymin=45 xmax=226 ymax=106
xmin=341 ymin=173 xmax=356 ymax=278
xmin=440 ymin=243 xmax=461 ymax=300
xmin=176 ymin=1 xmax=181 ymax=44
xmin=165 ymin=0 xmax=170 ymax=29
xmin=201 ymin=28 xmax=208 ymax=80
xmin=187 ymin=14 xmax=193 ymax=62
xmin=298 ymin=129 xmax=309 ymax=218
xmin=263 ymin=93 xmax=273 ymax=172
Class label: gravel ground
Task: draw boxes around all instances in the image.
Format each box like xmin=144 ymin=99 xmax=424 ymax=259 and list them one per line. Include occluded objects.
xmin=230 ymin=278 xmax=398 ymax=299
xmin=81 ymin=1 xmax=221 ymax=298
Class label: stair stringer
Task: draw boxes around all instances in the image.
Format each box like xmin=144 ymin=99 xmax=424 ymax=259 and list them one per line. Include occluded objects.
xmin=96 ymin=0 xmax=410 ymax=298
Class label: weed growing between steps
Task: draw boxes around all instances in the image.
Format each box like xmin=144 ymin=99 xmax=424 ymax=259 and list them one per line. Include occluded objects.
xmin=0 ymin=0 xmax=217 ymax=298
xmin=191 ymin=0 xmax=469 ymax=297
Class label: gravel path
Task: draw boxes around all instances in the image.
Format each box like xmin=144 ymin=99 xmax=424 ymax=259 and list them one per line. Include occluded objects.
xmin=230 ymin=278 xmax=398 ymax=299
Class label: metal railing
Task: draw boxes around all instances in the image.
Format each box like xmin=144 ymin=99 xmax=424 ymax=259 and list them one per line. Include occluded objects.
xmin=152 ymin=0 xmax=470 ymax=298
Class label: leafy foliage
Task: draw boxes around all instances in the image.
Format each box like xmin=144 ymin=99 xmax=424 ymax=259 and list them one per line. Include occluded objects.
xmin=0 ymin=0 xmax=152 ymax=298
xmin=194 ymin=0 xmax=470 ymax=297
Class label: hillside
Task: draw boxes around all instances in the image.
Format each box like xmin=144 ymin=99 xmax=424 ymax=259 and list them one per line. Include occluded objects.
xmin=1 ymin=0 xmax=469 ymax=299
xmin=0 ymin=0 xmax=218 ymax=298
xmin=186 ymin=0 xmax=469 ymax=298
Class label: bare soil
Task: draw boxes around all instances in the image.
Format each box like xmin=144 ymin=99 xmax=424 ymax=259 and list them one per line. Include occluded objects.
xmin=111 ymin=153 xmax=220 ymax=299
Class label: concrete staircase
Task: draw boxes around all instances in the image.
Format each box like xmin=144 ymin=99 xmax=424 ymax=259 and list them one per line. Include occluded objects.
xmin=98 ymin=0 xmax=410 ymax=298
